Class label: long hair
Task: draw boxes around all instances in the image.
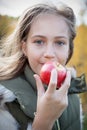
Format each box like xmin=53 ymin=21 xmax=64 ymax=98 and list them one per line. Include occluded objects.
xmin=0 ymin=2 xmax=76 ymax=80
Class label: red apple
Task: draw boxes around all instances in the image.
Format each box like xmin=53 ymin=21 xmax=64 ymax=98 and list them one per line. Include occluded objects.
xmin=40 ymin=62 xmax=66 ymax=88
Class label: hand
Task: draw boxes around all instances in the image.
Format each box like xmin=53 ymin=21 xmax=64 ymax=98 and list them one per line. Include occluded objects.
xmin=33 ymin=69 xmax=71 ymax=130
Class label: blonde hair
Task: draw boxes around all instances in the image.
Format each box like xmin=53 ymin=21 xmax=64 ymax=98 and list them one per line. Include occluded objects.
xmin=0 ymin=2 xmax=76 ymax=80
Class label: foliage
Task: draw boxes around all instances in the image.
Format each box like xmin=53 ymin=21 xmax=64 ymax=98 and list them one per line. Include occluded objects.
xmin=68 ymin=25 xmax=87 ymax=130
xmin=68 ymin=25 xmax=87 ymax=81
xmin=0 ymin=15 xmax=17 ymax=39
xmin=83 ymin=113 xmax=87 ymax=130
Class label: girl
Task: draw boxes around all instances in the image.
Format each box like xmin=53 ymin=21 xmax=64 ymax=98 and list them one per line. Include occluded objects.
xmin=0 ymin=1 xmax=86 ymax=130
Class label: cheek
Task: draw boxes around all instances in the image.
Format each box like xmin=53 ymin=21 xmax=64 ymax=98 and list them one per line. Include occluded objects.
xmin=27 ymin=51 xmax=37 ymax=63
xmin=26 ymin=48 xmax=41 ymax=66
xmin=27 ymin=52 xmax=37 ymax=72
xmin=57 ymin=50 xmax=69 ymax=65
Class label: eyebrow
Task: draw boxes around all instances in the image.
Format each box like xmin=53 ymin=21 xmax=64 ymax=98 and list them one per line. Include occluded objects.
xmin=31 ymin=35 xmax=46 ymax=39
xmin=31 ymin=35 xmax=68 ymax=39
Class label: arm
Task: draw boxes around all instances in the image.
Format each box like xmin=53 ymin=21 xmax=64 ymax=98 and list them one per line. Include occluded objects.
xmin=32 ymin=69 xmax=71 ymax=130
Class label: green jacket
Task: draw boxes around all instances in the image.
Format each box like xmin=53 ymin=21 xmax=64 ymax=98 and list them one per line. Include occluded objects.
xmin=0 ymin=65 xmax=87 ymax=130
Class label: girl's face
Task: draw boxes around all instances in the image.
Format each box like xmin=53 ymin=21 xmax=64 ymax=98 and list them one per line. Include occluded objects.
xmin=22 ymin=14 xmax=70 ymax=75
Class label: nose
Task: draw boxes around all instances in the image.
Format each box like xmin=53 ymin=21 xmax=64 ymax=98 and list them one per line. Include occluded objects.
xmin=44 ymin=44 xmax=55 ymax=59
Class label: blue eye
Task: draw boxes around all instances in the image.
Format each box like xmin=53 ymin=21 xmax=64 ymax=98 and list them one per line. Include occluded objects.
xmin=34 ymin=40 xmax=44 ymax=45
xmin=55 ymin=41 xmax=65 ymax=46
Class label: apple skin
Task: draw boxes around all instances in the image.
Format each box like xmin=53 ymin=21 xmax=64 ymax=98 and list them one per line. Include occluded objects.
xmin=40 ymin=62 xmax=66 ymax=88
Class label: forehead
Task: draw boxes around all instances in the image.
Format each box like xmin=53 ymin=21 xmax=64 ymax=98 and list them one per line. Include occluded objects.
xmin=29 ymin=13 xmax=69 ymax=38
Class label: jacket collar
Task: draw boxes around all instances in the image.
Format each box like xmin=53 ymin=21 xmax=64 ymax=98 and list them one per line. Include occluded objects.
xmin=24 ymin=65 xmax=37 ymax=92
xmin=0 ymin=65 xmax=87 ymax=119
xmin=24 ymin=64 xmax=87 ymax=94
xmin=0 ymin=65 xmax=37 ymax=119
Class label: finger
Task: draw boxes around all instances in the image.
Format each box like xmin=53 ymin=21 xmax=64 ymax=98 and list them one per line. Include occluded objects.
xmin=34 ymin=74 xmax=45 ymax=97
xmin=47 ymin=68 xmax=57 ymax=93
xmin=59 ymin=70 xmax=71 ymax=94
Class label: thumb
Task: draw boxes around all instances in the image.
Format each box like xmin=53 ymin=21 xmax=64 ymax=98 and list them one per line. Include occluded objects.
xmin=34 ymin=74 xmax=45 ymax=98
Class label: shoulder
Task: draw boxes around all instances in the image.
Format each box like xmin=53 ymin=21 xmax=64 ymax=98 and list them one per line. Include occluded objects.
xmin=69 ymin=74 xmax=87 ymax=94
xmin=0 ymin=73 xmax=29 ymax=91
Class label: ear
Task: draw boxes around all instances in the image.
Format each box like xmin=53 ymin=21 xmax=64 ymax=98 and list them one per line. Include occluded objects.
xmin=21 ymin=41 xmax=27 ymax=56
